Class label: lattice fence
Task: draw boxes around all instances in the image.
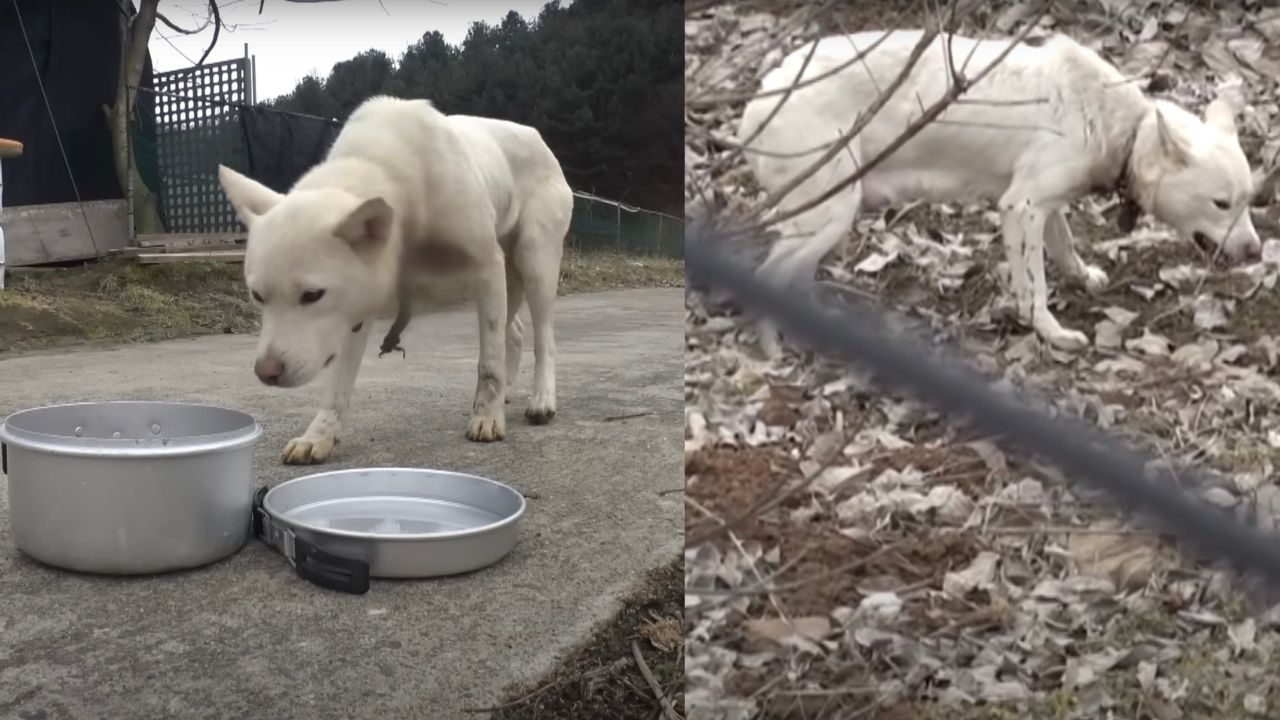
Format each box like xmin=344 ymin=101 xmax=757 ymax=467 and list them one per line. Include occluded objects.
xmin=148 ymin=58 xmax=251 ymax=233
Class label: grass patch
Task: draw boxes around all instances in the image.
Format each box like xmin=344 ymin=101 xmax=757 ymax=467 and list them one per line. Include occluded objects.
xmin=0 ymin=249 xmax=683 ymax=354
xmin=558 ymin=250 xmax=685 ymax=293
xmin=483 ymin=558 xmax=684 ymax=719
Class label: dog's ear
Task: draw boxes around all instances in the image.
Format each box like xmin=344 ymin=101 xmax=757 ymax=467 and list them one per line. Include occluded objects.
xmin=335 ymin=197 xmax=393 ymax=256
xmin=1203 ymin=98 xmax=1238 ymax=137
xmin=1155 ymin=109 xmax=1192 ymax=168
xmin=218 ymin=165 xmax=282 ymax=226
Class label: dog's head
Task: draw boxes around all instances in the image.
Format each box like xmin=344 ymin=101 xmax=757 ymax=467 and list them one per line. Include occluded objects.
xmin=218 ymin=165 xmax=397 ymax=388
xmin=1132 ymin=98 xmax=1261 ymax=264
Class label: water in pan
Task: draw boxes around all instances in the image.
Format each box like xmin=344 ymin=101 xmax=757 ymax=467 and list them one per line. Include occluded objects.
xmin=284 ymin=495 xmax=505 ymax=535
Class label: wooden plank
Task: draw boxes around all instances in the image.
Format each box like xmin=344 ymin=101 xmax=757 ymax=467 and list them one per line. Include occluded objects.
xmin=135 ymin=250 xmax=245 ymax=265
xmin=3 ymin=200 xmax=129 ymax=266
xmin=127 ymin=242 xmax=245 ymax=255
xmin=136 ymin=232 xmax=246 ymax=249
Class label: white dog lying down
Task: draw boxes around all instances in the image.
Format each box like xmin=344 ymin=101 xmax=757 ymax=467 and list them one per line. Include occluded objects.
xmin=738 ymin=30 xmax=1262 ymax=352
xmin=218 ymin=96 xmax=573 ymax=464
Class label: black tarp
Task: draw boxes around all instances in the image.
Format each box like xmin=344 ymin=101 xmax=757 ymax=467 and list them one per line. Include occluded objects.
xmin=0 ymin=0 xmax=156 ymax=207
xmin=239 ymin=106 xmax=340 ymax=193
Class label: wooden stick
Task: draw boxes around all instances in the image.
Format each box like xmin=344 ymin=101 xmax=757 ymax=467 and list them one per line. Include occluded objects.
xmin=631 ymin=641 xmax=682 ymax=720
xmin=0 ymin=138 xmax=23 ymax=158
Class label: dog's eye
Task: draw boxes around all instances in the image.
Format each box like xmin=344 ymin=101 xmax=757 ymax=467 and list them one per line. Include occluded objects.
xmin=300 ymin=289 xmax=326 ymax=305
xmin=250 ymin=290 xmax=264 ymax=304
xmin=1213 ymin=198 xmax=1230 ymax=210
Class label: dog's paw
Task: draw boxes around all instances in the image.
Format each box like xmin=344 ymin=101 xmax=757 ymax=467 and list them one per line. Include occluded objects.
xmin=466 ymin=414 xmax=506 ymax=442
xmin=1034 ymin=311 xmax=1089 ymax=352
xmin=1044 ymin=327 xmax=1090 ymax=352
xmin=525 ymin=393 xmax=557 ymax=425
xmin=282 ymin=435 xmax=335 ymax=465
xmin=1082 ymin=265 xmax=1109 ymax=295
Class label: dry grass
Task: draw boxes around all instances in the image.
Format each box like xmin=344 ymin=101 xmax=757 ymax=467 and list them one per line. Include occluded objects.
xmin=0 ymin=249 xmax=684 ymax=354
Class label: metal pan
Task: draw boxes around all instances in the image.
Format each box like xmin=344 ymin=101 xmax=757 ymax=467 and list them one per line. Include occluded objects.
xmin=252 ymin=467 xmax=526 ymax=594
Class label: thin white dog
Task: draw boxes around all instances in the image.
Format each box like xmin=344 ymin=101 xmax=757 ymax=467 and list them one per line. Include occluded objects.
xmin=218 ymin=96 xmax=572 ymax=464
xmin=738 ymin=30 xmax=1262 ymax=353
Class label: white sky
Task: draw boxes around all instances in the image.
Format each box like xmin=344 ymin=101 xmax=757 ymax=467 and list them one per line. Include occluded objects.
xmin=148 ymin=0 xmax=556 ymax=101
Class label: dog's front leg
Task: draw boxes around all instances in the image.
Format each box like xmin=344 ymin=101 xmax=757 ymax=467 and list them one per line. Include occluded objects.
xmin=1001 ymin=203 xmax=1089 ymax=351
xmin=466 ymin=249 xmax=508 ymax=442
xmin=282 ymin=321 xmax=372 ymax=464
xmin=1045 ymin=210 xmax=1108 ymax=294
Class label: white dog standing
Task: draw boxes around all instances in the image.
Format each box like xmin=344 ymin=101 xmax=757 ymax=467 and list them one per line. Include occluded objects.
xmin=218 ymin=96 xmax=573 ymax=464
xmin=738 ymin=30 xmax=1262 ymax=353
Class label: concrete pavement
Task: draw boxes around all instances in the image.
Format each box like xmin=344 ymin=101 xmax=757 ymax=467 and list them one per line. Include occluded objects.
xmin=0 ymin=288 xmax=683 ymax=719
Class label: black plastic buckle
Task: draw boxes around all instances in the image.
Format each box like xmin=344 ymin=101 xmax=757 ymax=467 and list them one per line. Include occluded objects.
xmin=252 ymin=485 xmax=371 ymax=595
xmin=251 ymin=486 xmax=269 ymax=539
xmin=293 ymin=536 xmax=371 ymax=595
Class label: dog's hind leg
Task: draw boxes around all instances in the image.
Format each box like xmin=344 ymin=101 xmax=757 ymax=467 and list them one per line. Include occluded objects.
xmin=466 ymin=241 xmax=509 ymax=443
xmin=512 ymin=205 xmax=567 ymax=425
xmin=753 ymin=147 xmax=863 ymax=356
xmin=282 ymin=321 xmax=372 ymax=464
xmin=504 ymin=257 xmax=526 ymax=404
xmin=1045 ymin=209 xmax=1108 ymax=294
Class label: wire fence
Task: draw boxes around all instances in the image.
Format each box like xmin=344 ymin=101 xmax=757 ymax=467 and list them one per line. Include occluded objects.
xmin=570 ymin=191 xmax=684 ymax=258
xmin=685 ymin=220 xmax=1280 ymax=589
xmin=127 ymin=74 xmax=683 ymax=257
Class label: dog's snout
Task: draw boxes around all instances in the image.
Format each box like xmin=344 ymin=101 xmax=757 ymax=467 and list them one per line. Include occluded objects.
xmin=254 ymin=354 xmax=285 ymax=385
xmin=1244 ymin=241 xmax=1263 ymax=263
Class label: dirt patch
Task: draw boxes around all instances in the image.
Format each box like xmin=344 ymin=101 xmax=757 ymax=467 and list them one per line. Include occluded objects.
xmin=685 ymin=441 xmax=990 ymax=618
xmin=686 ymin=444 xmax=799 ymax=537
xmin=0 ymin=250 xmax=684 ymax=355
xmin=483 ymin=558 xmax=683 ymax=720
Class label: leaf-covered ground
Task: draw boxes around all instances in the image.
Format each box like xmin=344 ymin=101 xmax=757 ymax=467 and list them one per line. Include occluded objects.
xmin=685 ymin=2 xmax=1280 ymax=718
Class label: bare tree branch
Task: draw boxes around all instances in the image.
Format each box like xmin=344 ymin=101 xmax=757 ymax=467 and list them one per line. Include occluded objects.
xmin=758 ymin=1 xmax=1053 ymax=231
xmin=156 ymin=9 xmax=210 ymax=34
xmin=754 ymin=26 xmax=940 ymax=216
xmin=195 ymin=0 xmax=223 ymax=66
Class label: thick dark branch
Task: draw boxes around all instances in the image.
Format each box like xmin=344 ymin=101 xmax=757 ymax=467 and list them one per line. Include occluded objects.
xmin=156 ymin=10 xmax=208 ymax=34
xmin=195 ymin=0 xmax=222 ymax=66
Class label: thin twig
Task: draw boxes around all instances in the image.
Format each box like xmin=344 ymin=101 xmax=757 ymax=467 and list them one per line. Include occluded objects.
xmin=757 ymin=1 xmax=1052 ymax=231
xmin=604 ymin=411 xmax=656 ymax=422
xmin=689 ymin=12 xmax=888 ymax=109
xmin=632 ymin=641 xmax=683 ymax=720
xmin=460 ymin=666 xmax=613 ymax=714
xmin=755 ymin=27 xmax=941 ymax=215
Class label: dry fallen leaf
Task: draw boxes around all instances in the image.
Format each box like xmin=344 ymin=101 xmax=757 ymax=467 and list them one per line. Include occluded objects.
xmin=640 ymin=617 xmax=684 ymax=653
xmin=1068 ymin=524 xmax=1163 ymax=592
xmin=742 ymin=616 xmax=831 ymax=651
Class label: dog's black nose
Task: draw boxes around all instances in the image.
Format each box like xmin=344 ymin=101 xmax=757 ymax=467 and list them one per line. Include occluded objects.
xmin=254 ymin=355 xmax=284 ymax=385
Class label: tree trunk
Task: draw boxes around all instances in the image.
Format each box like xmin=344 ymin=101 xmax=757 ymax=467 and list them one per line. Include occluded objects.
xmin=105 ymin=0 xmax=163 ymax=236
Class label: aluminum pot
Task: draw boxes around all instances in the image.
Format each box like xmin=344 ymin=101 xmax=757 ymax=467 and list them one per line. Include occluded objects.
xmin=0 ymin=401 xmax=263 ymax=574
